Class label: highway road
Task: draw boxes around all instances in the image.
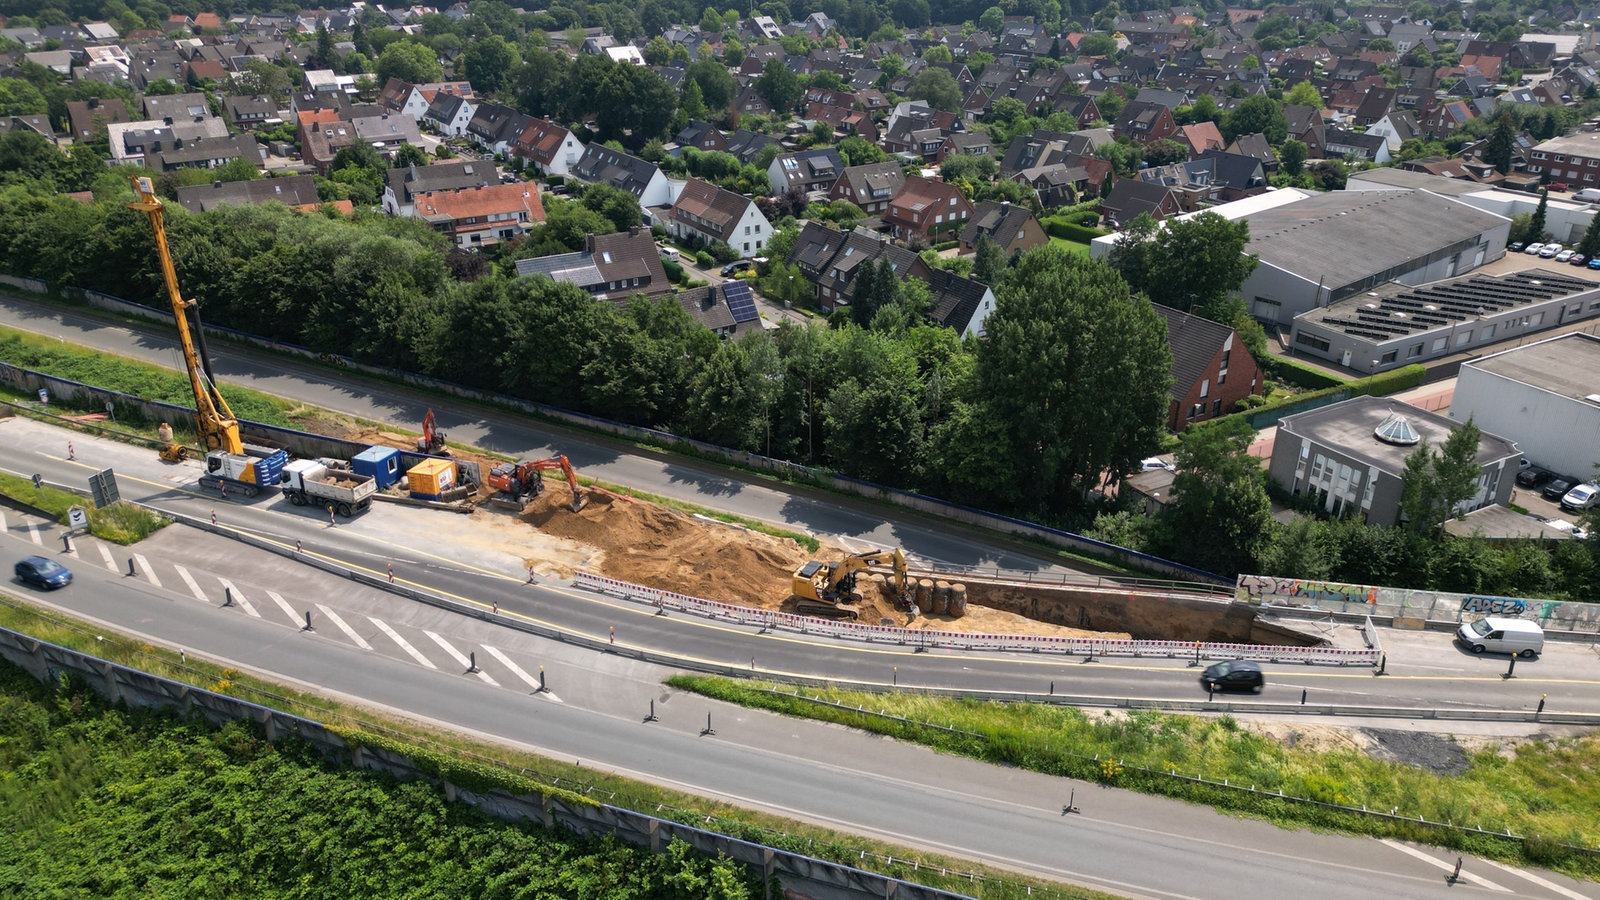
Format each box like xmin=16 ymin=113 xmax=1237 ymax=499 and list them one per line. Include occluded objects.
xmin=0 ymin=293 xmax=1072 ymax=578
xmin=4 ymin=422 xmax=1600 ymax=899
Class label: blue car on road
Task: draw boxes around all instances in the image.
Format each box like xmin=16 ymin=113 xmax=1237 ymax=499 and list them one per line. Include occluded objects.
xmin=15 ymin=555 xmax=72 ymax=589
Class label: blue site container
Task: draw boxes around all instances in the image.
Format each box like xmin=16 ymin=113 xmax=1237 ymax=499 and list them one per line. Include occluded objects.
xmin=351 ymin=445 xmax=401 ymax=491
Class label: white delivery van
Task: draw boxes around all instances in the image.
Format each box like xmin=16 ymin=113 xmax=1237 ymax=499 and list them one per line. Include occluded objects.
xmin=1457 ymin=616 xmax=1544 ymax=658
xmin=1575 ymin=188 xmax=1600 ymax=203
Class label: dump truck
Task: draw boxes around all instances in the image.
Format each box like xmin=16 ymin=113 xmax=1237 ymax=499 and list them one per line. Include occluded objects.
xmin=201 ymin=449 xmax=288 ymax=497
xmin=281 ymin=458 xmax=377 ymax=517
xmin=791 ymin=548 xmax=910 ymax=619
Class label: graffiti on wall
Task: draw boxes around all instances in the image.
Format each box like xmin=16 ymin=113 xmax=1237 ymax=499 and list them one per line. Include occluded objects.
xmin=1237 ymin=574 xmax=1376 ymax=605
xmin=1461 ymin=596 xmax=1528 ymax=616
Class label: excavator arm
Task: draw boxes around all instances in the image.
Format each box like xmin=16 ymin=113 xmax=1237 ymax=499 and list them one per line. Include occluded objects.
xmin=128 ymin=176 xmax=242 ymax=457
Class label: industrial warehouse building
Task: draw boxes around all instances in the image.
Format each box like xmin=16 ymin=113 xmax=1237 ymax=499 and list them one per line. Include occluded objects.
xmin=1268 ymin=395 xmax=1521 ymax=527
xmin=1451 ymin=333 xmax=1600 ymax=483
xmin=1288 ymin=267 xmax=1600 ymax=373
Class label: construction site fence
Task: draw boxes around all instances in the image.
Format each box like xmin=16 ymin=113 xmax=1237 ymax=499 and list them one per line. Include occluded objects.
xmin=572 ymin=571 xmax=1379 ymax=666
xmin=0 ymin=626 xmax=988 ymax=900
xmin=1237 ymin=573 xmax=1600 ymax=636
xmin=49 ymin=283 xmax=1223 ymax=587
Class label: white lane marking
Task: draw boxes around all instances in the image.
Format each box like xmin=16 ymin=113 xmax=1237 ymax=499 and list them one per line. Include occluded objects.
xmin=174 ymin=565 xmax=208 ymax=603
xmin=1380 ymin=841 xmax=1510 ymax=892
xmin=369 ymin=618 xmax=436 ymax=669
xmin=424 ymin=631 xmax=498 ymax=686
xmin=27 ymin=523 xmax=41 ymax=545
xmin=216 ymin=578 xmax=261 ymax=618
xmin=96 ymin=542 xmax=116 ymax=572
xmin=481 ymin=645 xmax=541 ymax=691
xmin=315 ymin=604 xmax=372 ymax=650
xmin=0 ymin=511 xmax=6 ymax=532
xmin=133 ymin=554 xmax=161 ymax=588
xmin=1480 ymin=859 xmax=1591 ymax=900
xmin=265 ymin=591 xmax=304 ymax=627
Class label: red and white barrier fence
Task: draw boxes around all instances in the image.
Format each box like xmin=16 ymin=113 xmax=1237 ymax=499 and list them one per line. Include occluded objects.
xmin=571 ymin=572 xmax=1381 ymax=666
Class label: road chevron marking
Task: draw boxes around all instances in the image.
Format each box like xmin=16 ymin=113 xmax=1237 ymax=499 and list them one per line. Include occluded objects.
xmin=1380 ymin=840 xmax=1510 ymax=892
xmin=424 ymin=631 xmax=498 ymax=686
xmin=315 ymin=605 xmax=371 ymax=650
xmin=26 ymin=522 xmax=41 ymax=545
xmin=1479 ymin=859 xmax=1590 ymax=900
xmin=481 ymin=645 xmax=540 ymax=691
xmin=369 ymin=618 xmax=436 ymax=669
xmin=173 ymin=565 xmax=207 ymax=603
xmin=96 ymin=541 xmax=116 ymax=572
xmin=133 ymin=554 xmax=160 ymax=588
xmin=265 ymin=591 xmax=303 ymax=628
xmin=216 ymin=578 xmax=261 ymax=619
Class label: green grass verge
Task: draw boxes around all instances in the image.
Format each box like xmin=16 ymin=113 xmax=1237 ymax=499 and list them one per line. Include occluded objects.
xmin=667 ymin=676 xmax=1600 ymax=880
xmin=0 ymin=595 xmax=1115 ymax=900
xmin=0 ymin=471 xmax=166 ymax=544
xmin=1047 ymin=236 xmax=1093 ymax=256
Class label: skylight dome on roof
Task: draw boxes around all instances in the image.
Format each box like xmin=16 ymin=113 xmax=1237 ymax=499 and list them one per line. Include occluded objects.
xmin=1374 ymin=411 xmax=1420 ymax=446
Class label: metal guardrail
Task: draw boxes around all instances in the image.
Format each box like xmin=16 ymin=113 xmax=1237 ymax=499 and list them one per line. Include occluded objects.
xmin=572 ymin=571 xmax=1380 ymax=666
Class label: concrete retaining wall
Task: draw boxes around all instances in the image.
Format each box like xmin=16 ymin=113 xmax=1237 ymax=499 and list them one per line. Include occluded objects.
xmin=0 ymin=627 xmax=975 ymax=900
xmin=1237 ymin=573 xmax=1600 ymax=635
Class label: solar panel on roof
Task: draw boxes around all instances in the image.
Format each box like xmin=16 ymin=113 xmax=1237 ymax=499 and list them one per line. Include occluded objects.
xmin=723 ymin=279 xmax=758 ymax=323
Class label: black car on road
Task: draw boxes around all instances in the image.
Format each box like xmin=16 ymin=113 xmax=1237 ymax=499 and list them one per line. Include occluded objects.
xmin=1201 ymin=659 xmax=1263 ymax=693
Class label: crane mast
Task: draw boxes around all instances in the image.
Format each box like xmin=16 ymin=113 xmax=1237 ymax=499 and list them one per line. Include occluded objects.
xmin=128 ymin=175 xmax=243 ymax=457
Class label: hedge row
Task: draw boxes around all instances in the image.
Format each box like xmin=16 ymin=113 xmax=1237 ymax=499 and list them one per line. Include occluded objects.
xmin=1263 ymin=354 xmax=1346 ymax=389
xmin=1043 ymin=218 xmax=1109 ymax=243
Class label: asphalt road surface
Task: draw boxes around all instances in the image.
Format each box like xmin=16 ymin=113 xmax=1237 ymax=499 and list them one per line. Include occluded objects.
xmin=4 ymin=423 xmax=1600 ymax=899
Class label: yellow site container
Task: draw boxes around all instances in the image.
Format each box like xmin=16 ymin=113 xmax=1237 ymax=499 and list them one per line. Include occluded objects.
xmin=407 ymin=458 xmax=457 ymax=500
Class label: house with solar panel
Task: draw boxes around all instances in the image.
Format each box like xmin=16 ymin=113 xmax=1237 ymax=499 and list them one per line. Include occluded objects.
xmin=673 ymin=280 xmax=764 ymax=338
xmin=1267 ymin=395 xmax=1520 ymax=526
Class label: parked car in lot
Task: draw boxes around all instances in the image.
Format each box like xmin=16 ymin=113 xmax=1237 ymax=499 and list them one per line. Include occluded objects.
xmin=1561 ymin=482 xmax=1600 ymax=511
xmin=1524 ymin=242 xmax=1546 ymax=255
xmin=1201 ymin=660 xmax=1264 ymax=693
xmin=1542 ymin=476 xmax=1577 ymax=501
xmin=1517 ymin=466 xmax=1553 ymax=488
xmin=721 ymin=258 xmax=756 ymax=276
xmin=1589 ymin=257 xmax=1600 ymax=270
xmin=1570 ymin=253 xmax=1588 ymax=267
xmin=1508 ymin=241 xmax=1525 ymax=253
xmin=15 ymin=555 xmax=72 ymax=589
xmin=1555 ymin=249 xmax=1576 ymax=262
xmin=1540 ymin=244 xmax=1563 ymax=258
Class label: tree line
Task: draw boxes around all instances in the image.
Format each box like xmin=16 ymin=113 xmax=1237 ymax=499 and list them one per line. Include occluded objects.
xmin=0 ymin=185 xmax=1173 ymax=523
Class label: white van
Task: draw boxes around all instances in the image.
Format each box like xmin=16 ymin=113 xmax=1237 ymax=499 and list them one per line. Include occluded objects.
xmin=1457 ymin=616 xmax=1544 ymax=658
xmin=1575 ymin=188 xmax=1600 ymax=203
xmin=657 ymin=244 xmax=680 ymax=263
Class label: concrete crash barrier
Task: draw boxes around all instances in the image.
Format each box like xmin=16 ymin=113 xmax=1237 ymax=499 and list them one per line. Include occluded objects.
xmin=571 ymin=572 xmax=1382 ymax=665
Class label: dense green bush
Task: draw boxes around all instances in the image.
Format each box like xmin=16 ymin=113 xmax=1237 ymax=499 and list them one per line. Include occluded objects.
xmin=1043 ymin=217 xmax=1108 ymax=242
xmin=0 ymin=663 xmax=758 ymax=899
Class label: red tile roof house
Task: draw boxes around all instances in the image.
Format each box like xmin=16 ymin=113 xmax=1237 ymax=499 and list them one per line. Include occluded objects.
xmin=413 ymin=182 xmax=546 ymax=249
xmin=1151 ymin=303 xmax=1263 ymax=431
xmin=882 ymin=176 xmax=974 ymax=244
xmin=664 ymin=177 xmax=773 ymax=258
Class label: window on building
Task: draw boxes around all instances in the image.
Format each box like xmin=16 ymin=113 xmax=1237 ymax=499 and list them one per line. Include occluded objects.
xmin=1380 ymin=350 xmax=1397 ymax=364
xmin=1199 ymin=378 xmax=1209 ymax=398
xmin=1430 ymin=337 xmax=1447 ymax=352
xmin=1454 ymin=329 xmax=1472 ymax=347
xmin=1212 ymin=398 xmax=1222 ymax=417
xmin=1294 ymin=332 xmax=1330 ymax=351
xmin=1408 ymin=343 xmax=1423 ymax=358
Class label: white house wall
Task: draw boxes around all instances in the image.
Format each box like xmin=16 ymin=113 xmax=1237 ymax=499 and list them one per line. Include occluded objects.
xmin=1452 ymin=366 xmax=1600 ymax=481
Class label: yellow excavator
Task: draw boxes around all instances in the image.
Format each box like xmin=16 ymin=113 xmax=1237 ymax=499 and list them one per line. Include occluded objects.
xmin=130 ymin=176 xmax=287 ymax=496
xmin=791 ymin=548 xmax=910 ymax=619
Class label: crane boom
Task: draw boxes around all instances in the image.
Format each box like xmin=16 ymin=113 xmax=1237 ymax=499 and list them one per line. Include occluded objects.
xmin=128 ymin=175 xmax=242 ymax=456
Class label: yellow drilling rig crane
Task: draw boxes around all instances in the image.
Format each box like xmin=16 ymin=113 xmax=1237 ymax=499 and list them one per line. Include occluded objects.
xmin=129 ymin=176 xmax=286 ymax=496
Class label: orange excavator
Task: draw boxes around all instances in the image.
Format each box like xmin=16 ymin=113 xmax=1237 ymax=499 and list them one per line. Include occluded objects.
xmin=486 ymin=455 xmax=587 ymax=512
xmin=416 ymin=409 xmax=448 ymax=455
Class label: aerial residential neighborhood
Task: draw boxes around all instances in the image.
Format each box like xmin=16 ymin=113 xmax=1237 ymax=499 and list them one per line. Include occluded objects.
xmin=5 ymin=0 xmax=1600 ymax=896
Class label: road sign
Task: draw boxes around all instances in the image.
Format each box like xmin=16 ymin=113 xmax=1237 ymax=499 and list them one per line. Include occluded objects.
xmin=31 ymin=473 xmax=42 ymax=489
xmin=67 ymin=505 xmax=88 ymax=531
xmin=88 ymin=468 xmax=120 ymax=508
